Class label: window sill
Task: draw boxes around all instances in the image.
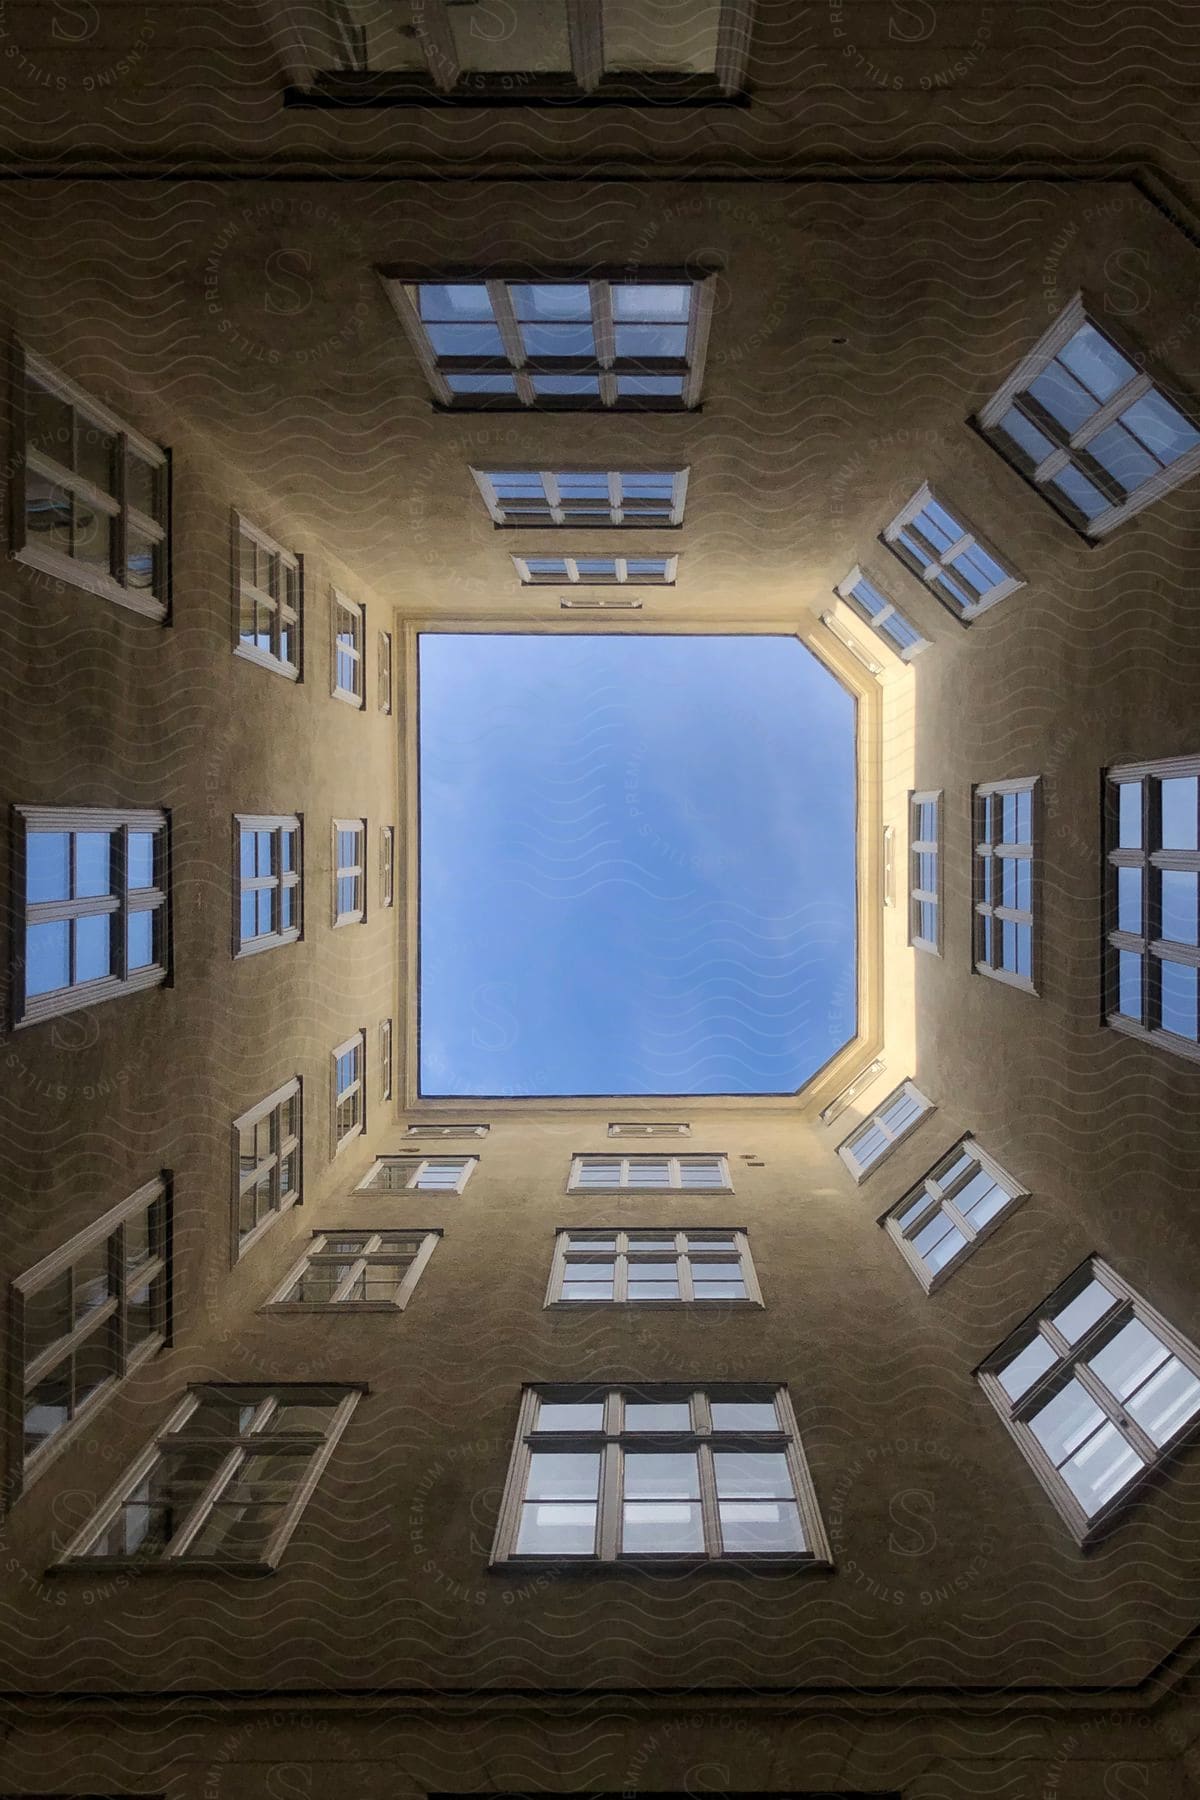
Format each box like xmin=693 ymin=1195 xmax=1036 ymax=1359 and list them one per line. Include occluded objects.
xmin=235 ymin=929 xmax=302 ymax=960
xmin=975 ymin=963 xmax=1038 ymax=996
xmin=233 ymin=641 xmax=300 ymax=681
xmin=492 ymin=1552 xmax=832 ymax=1574
xmin=331 ymin=686 xmax=365 ymax=709
xmin=48 ymin=1558 xmax=278 ymax=1578
xmin=13 ymin=543 xmax=167 ymax=621
xmin=15 ymin=965 xmax=167 ymax=1029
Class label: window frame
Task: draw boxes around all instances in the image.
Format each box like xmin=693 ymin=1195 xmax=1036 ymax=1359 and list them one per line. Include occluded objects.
xmin=546 ymin=1227 xmax=762 ymax=1308
xmin=332 ymin=1030 xmax=367 ymax=1154
xmin=12 ymin=344 xmax=170 ymax=622
xmin=265 ymin=1228 xmax=439 ymax=1313
xmin=836 ymin=1080 xmax=934 ymax=1183
xmin=332 ymin=818 xmax=367 ymax=927
xmin=566 ymin=1154 xmax=732 ymax=1193
xmin=380 ymin=269 xmax=714 ymax=412
xmin=975 ymin=293 xmax=1200 ymax=539
xmin=355 ymin=1155 xmax=477 ymax=1194
xmin=881 ymin=1137 xmax=1028 ymax=1293
xmin=233 ymin=814 xmax=303 ymax=957
xmin=973 ymin=776 xmax=1040 ymax=995
xmin=232 ymin=1078 xmax=303 ymax=1263
xmin=9 ymin=1174 xmax=171 ymax=1501
xmin=908 ymin=789 xmax=942 ymax=955
xmin=882 ymin=482 xmax=1024 ymax=623
xmin=512 ymin=552 xmax=678 ymax=587
xmin=379 ymin=824 xmax=394 ymax=910
xmin=834 ymin=564 xmax=930 ymax=662
xmin=50 ymin=1382 xmax=364 ymax=1574
xmin=377 ymin=628 xmax=393 ymax=713
xmin=471 ymin=465 xmax=689 ymax=529
xmin=232 ymin=511 xmax=302 ymax=679
xmin=331 ymin=590 xmax=366 ymax=706
xmin=11 ymin=804 xmax=170 ymax=1029
xmin=977 ymin=1257 xmax=1200 ymax=1546
xmin=491 ymin=1382 xmax=831 ymax=1568
xmin=1103 ymin=754 xmax=1200 ymax=1063
xmin=379 ymin=1016 xmax=393 ymax=1102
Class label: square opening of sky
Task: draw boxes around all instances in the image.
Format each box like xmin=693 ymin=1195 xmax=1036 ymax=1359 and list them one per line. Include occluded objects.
xmin=419 ymin=634 xmax=857 ymax=1097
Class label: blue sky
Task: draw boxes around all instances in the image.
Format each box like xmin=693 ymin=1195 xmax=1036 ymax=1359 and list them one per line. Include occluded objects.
xmin=419 ymin=634 xmax=857 ymax=1096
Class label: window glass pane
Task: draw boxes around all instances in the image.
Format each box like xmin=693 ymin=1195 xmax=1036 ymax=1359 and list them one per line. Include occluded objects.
xmin=713 ymin=1450 xmax=791 ymax=1497
xmin=1058 ymin=1421 xmax=1144 ymax=1515
xmin=1088 ymin=1319 xmax=1169 ymax=1401
xmin=522 ymin=321 xmax=597 ymax=357
xmin=624 ymin=1401 xmax=691 ymax=1431
xmin=425 ymin=321 xmax=506 ymax=357
xmin=614 ymin=323 xmax=688 ymax=358
xmin=73 ymin=1238 xmax=111 ymax=1320
xmin=536 ymin=1400 xmax=604 ymax=1431
xmin=525 ymin=1449 xmax=601 ymax=1499
xmin=268 ymin=1399 xmax=339 ymax=1434
xmin=1048 ymin=462 xmax=1108 ymax=521
xmin=127 ymin=910 xmax=155 ymax=972
xmin=127 ymin=454 xmax=160 ymax=519
xmin=126 ymin=1280 xmax=157 ymax=1347
xmin=1160 ymin=776 xmax=1199 ymax=851
xmin=623 ymin=1450 xmax=700 ymax=1498
xmin=1117 ymin=949 xmax=1143 ymax=1020
xmin=1117 ymin=781 xmax=1143 ymax=849
xmin=998 ymin=406 xmax=1056 ymax=464
xmin=710 ymin=1400 xmax=778 ymax=1431
xmin=25 ymin=472 xmax=73 ymax=556
xmin=24 ymin=1378 xmax=69 ymax=1459
xmin=26 ymin=919 xmax=70 ymax=996
xmin=531 ymin=375 xmax=602 ymax=396
xmin=446 ymin=373 xmax=518 ymax=394
xmin=1029 ymin=361 xmax=1100 ymax=433
xmin=1053 ymin=1278 xmax=1118 ymax=1344
xmin=1125 ymin=1355 xmax=1200 ymax=1447
xmin=75 ymin=912 xmax=112 ymax=983
xmin=125 ymin=527 xmax=156 ymax=592
xmin=1029 ymin=1379 xmax=1106 ymax=1467
xmin=1086 ymin=422 xmax=1158 ymax=494
xmin=621 ymin=1500 xmax=704 ymax=1554
xmin=1057 ymin=323 xmax=1135 ymax=400
xmin=616 ymin=374 xmax=685 ymax=397
xmin=1117 ymin=865 xmax=1142 ymax=934
xmin=125 ymin=1206 xmax=155 ymax=1273
xmin=516 ymin=1501 xmax=596 ymax=1555
xmin=127 ymin=832 xmax=156 ymax=889
xmin=998 ymin=1333 xmax=1057 ymax=1400
xmin=74 ymin=831 xmax=111 ymax=898
xmin=26 ymin=379 xmax=74 ymax=460
xmin=1119 ymin=389 xmax=1200 ymax=465
xmin=1162 ymin=871 xmax=1199 ymax=945
xmin=627 ymin=1278 xmax=679 ymax=1301
xmin=24 ymin=1273 xmax=72 ymax=1362
xmin=612 ymin=284 xmax=691 ymax=322
xmin=561 ymin=1280 xmax=615 ymax=1301
xmin=26 ymin=831 xmax=70 ymax=903
xmin=718 ymin=1500 xmax=805 ymax=1553
xmin=959 ymin=1177 xmax=1010 ymax=1231
xmin=1160 ymin=959 xmax=1199 ymax=1040
xmin=419 ymin=284 xmax=494 ymax=320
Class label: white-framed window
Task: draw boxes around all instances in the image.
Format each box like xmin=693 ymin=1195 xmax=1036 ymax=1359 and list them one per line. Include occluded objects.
xmin=978 ymin=1259 xmax=1200 ymax=1545
xmin=491 ymin=1384 xmax=830 ymax=1566
xmin=568 ymin=1155 xmax=731 ymax=1192
xmin=332 ymin=819 xmax=367 ymax=926
xmin=976 ymin=295 xmax=1200 ymax=538
xmin=379 ymin=1017 xmax=393 ymax=1102
xmin=547 ymin=1228 xmax=760 ymax=1306
xmin=909 ymin=790 xmax=941 ymax=954
xmin=402 ymin=1123 xmax=489 ymax=1139
xmin=974 ymin=777 xmax=1039 ymax=993
xmin=356 ymin=1155 xmax=476 ymax=1193
xmin=234 ymin=815 xmax=302 ymax=956
xmin=10 ymin=1176 xmax=169 ymax=1501
xmin=331 ymin=591 xmax=365 ymax=705
xmin=12 ymin=806 xmax=169 ymax=1029
xmin=883 ymin=1139 xmax=1027 ymax=1293
xmin=513 ymin=553 xmax=677 ymax=587
xmin=52 ymin=1383 xmax=363 ymax=1572
xmin=1104 ymin=755 xmax=1200 ymax=1061
xmin=377 ymin=629 xmax=393 ymax=713
xmin=834 ymin=566 xmax=929 ymax=661
xmin=313 ymin=0 xmax=755 ymax=98
xmin=379 ymin=824 xmax=394 ymax=909
xmin=381 ymin=274 xmax=713 ymax=411
xmin=332 ymin=1031 xmax=367 ymax=1152
xmin=882 ymin=483 xmax=1024 ymax=623
xmin=14 ymin=347 xmax=169 ymax=620
xmin=266 ymin=1229 xmax=439 ymax=1311
xmin=233 ymin=1078 xmax=302 ymax=1260
xmin=837 ymin=1080 xmax=933 ymax=1182
xmin=472 ymin=466 xmax=688 ymax=528
xmin=607 ymin=1122 xmax=692 ymax=1138
xmin=233 ymin=513 xmax=301 ymax=678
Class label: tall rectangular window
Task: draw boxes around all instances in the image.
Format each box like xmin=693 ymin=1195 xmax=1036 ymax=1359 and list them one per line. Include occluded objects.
xmin=331 ymin=592 xmax=365 ymax=704
xmin=12 ymin=806 xmax=168 ymax=1028
xmin=472 ymin=466 xmax=688 ymax=528
xmin=513 ymin=553 xmax=677 ymax=586
xmin=1104 ymin=756 xmax=1200 ymax=1060
xmin=379 ymin=825 xmax=395 ymax=909
xmin=492 ymin=1385 xmax=830 ymax=1565
xmin=234 ymin=815 xmax=302 ymax=955
xmin=882 ymin=483 xmax=1023 ymax=622
xmin=266 ymin=1230 xmax=439 ymax=1311
xmin=883 ymin=1139 xmax=1027 ymax=1292
xmin=233 ymin=1079 xmax=302 ymax=1259
xmin=357 ymin=1156 xmax=475 ymax=1193
xmin=835 ymin=566 xmax=929 ymax=661
xmin=909 ymin=790 xmax=941 ymax=954
xmin=837 ymin=1080 xmax=933 ymax=1182
xmin=547 ymin=1229 xmax=760 ymax=1306
xmin=379 ymin=1017 xmax=393 ymax=1101
xmin=332 ymin=820 xmax=367 ymax=926
xmin=381 ymin=274 xmax=713 ymax=410
xmin=377 ymin=629 xmax=393 ymax=713
xmin=332 ymin=1031 xmax=366 ymax=1152
xmin=14 ymin=348 xmax=169 ymax=619
xmin=567 ymin=1155 xmax=730 ymax=1191
xmin=978 ymin=1259 xmax=1200 ymax=1544
xmin=53 ymin=1384 xmax=362 ymax=1571
xmin=234 ymin=514 xmax=301 ymax=678
xmin=974 ymin=778 xmax=1039 ymax=993
xmin=976 ymin=296 xmax=1200 ymax=537
xmin=11 ymin=1176 xmax=170 ymax=1500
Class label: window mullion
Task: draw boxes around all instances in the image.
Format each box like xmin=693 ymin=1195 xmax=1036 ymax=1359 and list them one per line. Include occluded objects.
xmin=598 ymin=1441 xmax=620 ymax=1561
xmin=697 ymin=1441 xmax=720 ymax=1557
xmin=165 ymin=1445 xmax=245 ymax=1559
